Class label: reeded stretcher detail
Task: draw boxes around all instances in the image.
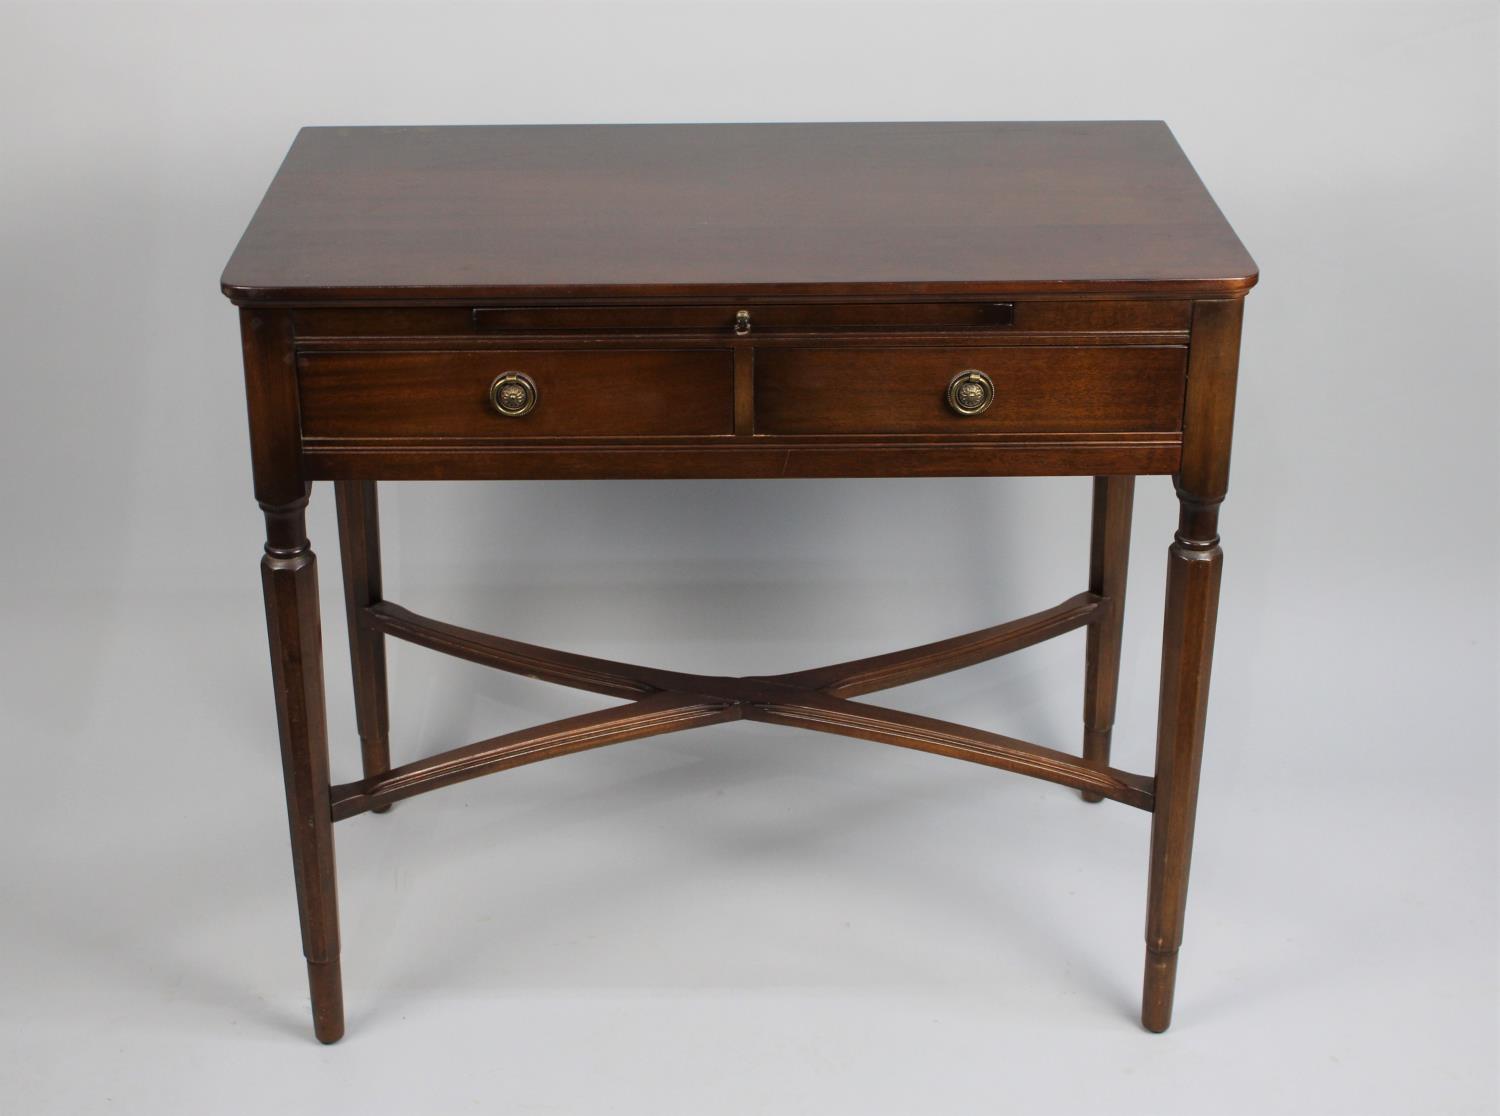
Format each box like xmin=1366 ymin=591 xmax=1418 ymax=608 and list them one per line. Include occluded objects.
xmin=327 ymin=591 xmax=1156 ymax=821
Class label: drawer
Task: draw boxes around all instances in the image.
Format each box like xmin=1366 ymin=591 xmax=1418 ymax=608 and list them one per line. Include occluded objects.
xmin=754 ymin=346 xmax=1187 ymax=435
xmin=298 ymin=349 xmax=735 ymax=439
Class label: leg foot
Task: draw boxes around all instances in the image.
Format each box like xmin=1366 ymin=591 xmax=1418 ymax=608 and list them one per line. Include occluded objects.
xmin=1141 ymin=947 xmax=1178 ymax=1032
xmin=308 ymin=958 xmax=346 ymax=1043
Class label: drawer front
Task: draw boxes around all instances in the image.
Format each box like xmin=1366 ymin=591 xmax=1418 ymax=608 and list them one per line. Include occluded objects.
xmin=754 ymin=346 xmax=1187 ymax=435
xmin=299 ymin=349 xmax=735 ymax=439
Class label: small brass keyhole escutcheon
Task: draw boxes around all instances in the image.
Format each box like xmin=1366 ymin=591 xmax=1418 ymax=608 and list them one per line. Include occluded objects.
xmin=946 ymin=369 xmax=995 ymax=416
xmin=489 ymin=372 xmax=538 ymax=417
xmin=734 ymin=309 xmax=752 ymax=336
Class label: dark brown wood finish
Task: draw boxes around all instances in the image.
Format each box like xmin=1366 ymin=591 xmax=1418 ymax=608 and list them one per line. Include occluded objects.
xmin=300 ymin=349 xmax=735 ymax=440
xmin=328 ymin=593 xmax=1154 ymax=819
xmin=225 ymin=122 xmax=1254 ymax=1042
xmin=753 ymin=346 xmax=1186 ymax=435
xmin=260 ymin=503 xmax=342 ymax=1044
xmin=1142 ymin=297 xmax=1244 ymax=1032
xmin=290 ymin=298 xmax=1190 ymax=339
xmin=334 ymin=481 xmax=392 ymax=810
xmin=1081 ymin=476 xmax=1136 ymax=801
xmin=222 ymin=122 xmax=1255 ymax=302
xmin=241 ymin=306 xmax=344 ymax=1043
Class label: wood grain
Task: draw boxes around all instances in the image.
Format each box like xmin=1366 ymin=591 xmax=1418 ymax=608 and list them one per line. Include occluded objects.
xmin=753 ymin=345 xmax=1187 ymax=435
xmin=1141 ymin=297 xmax=1245 ymax=1032
xmin=223 ymin=122 xmax=1256 ymax=304
xmin=259 ymin=500 xmax=343 ymax=1044
xmin=226 ymin=122 xmax=1255 ymax=1041
xmin=299 ymin=349 xmax=734 ymax=439
xmin=330 ymin=593 xmax=1155 ymax=819
xmin=334 ymin=481 xmax=391 ymax=810
xmin=1081 ymin=476 xmax=1135 ymax=801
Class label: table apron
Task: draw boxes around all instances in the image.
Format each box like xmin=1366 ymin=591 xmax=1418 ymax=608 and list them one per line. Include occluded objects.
xmin=298 ymin=438 xmax=1182 ymax=480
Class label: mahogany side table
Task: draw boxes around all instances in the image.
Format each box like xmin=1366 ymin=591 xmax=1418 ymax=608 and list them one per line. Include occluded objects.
xmin=222 ymin=122 xmax=1256 ymax=1042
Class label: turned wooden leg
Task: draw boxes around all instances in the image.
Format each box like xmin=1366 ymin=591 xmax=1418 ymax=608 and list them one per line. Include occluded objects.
xmin=1141 ymin=495 xmax=1221 ymax=1031
xmin=335 ymin=480 xmax=392 ymax=811
xmin=1081 ymin=476 xmax=1134 ymax=802
xmin=261 ymin=499 xmax=344 ymax=1044
xmin=1140 ymin=296 xmax=1243 ymax=1032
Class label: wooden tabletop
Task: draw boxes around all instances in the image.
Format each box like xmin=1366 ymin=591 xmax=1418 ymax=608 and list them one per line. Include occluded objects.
xmin=221 ymin=121 xmax=1257 ymax=304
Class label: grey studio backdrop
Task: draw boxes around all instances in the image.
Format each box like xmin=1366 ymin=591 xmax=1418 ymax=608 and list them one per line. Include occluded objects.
xmin=1 ymin=2 xmax=1496 ymax=1114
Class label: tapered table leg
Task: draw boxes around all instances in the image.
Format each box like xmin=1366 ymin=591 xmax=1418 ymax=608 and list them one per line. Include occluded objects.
xmin=261 ymin=499 xmax=344 ymax=1043
xmin=1140 ymin=297 xmax=1243 ymax=1032
xmin=335 ymin=480 xmax=392 ymax=810
xmin=1081 ymin=476 xmax=1134 ymax=801
xmin=1141 ymin=497 xmax=1222 ymax=1031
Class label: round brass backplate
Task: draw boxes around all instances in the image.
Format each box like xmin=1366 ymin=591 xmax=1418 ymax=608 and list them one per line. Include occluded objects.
xmin=946 ymin=369 xmax=995 ymax=416
xmin=489 ymin=372 xmax=538 ymax=417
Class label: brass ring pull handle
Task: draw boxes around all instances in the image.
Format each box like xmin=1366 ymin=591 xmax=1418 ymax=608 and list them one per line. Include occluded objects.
xmin=946 ymin=369 xmax=995 ymax=416
xmin=489 ymin=372 xmax=538 ymax=417
xmin=734 ymin=309 xmax=752 ymax=336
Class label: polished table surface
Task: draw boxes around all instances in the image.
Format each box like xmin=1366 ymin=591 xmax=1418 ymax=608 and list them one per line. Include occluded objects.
xmin=224 ymin=121 xmax=1256 ymax=1042
xmin=223 ymin=121 xmax=1256 ymax=301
